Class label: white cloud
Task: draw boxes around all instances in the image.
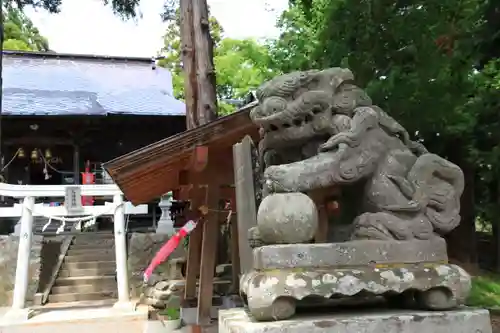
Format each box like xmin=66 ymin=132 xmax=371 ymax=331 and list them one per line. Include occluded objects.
xmin=24 ymin=0 xmax=288 ymax=57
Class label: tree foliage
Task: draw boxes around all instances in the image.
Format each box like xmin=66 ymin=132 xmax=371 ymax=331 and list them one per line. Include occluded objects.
xmin=158 ymin=11 xmax=276 ymax=114
xmin=273 ymin=0 xmax=500 ymax=262
xmin=5 ymin=0 xmax=140 ymax=17
xmin=6 ymin=0 xmax=181 ymax=19
xmin=3 ymin=6 xmax=50 ymax=51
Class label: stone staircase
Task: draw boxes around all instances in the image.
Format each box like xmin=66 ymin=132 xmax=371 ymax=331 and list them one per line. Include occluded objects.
xmin=48 ymin=233 xmax=118 ymax=304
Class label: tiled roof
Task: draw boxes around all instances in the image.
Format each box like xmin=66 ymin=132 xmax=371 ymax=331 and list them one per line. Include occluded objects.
xmin=2 ymin=51 xmax=186 ymax=116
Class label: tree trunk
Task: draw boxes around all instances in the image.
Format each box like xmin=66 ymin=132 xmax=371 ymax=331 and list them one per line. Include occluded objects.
xmin=446 ymin=161 xmax=478 ymax=270
xmin=180 ymin=0 xmax=198 ymax=130
xmin=192 ymin=0 xmax=218 ymax=125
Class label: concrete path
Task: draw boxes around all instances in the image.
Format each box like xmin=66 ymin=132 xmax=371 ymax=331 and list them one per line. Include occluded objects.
xmin=0 ymin=304 xmax=148 ymax=333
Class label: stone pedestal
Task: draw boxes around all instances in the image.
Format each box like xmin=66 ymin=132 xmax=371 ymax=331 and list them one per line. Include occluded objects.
xmin=219 ymin=308 xmax=492 ymax=333
xmin=240 ymin=238 xmax=472 ymax=321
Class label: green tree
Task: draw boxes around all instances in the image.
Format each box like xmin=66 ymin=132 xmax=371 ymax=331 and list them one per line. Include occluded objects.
xmin=6 ymin=0 xmax=140 ymax=17
xmin=267 ymin=1 xmax=323 ymax=73
xmin=3 ymin=6 xmax=50 ymax=51
xmin=158 ymin=12 xmax=276 ymax=115
xmin=275 ymin=0 xmax=493 ymax=264
xmin=214 ymin=38 xmax=276 ymax=100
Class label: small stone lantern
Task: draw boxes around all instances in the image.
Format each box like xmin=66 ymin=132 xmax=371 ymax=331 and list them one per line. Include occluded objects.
xmin=156 ymin=191 xmax=174 ymax=235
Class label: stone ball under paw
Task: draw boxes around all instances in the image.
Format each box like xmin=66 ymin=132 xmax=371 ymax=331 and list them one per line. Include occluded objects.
xmin=257 ymin=192 xmax=318 ymax=244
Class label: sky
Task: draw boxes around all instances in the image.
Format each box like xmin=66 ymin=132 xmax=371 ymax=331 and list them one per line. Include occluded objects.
xmin=24 ymin=0 xmax=288 ymax=58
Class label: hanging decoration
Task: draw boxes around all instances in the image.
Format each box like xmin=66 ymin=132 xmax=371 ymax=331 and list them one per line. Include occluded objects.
xmin=30 ymin=149 xmax=38 ymax=160
xmin=143 ymin=219 xmax=199 ymax=282
xmin=81 ymin=160 xmax=95 ymax=206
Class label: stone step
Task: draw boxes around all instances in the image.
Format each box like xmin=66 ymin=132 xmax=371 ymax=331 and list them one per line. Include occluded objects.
xmin=62 ymin=260 xmax=116 ymax=270
xmin=66 ymin=248 xmax=116 ymax=256
xmin=51 ymin=282 xmax=117 ymax=295
xmin=64 ymin=252 xmax=115 ymax=262
xmin=33 ymin=298 xmax=117 ymax=310
xmin=54 ymin=275 xmax=116 ymax=286
xmin=73 ymin=232 xmax=114 ymax=239
xmin=58 ymin=266 xmax=116 ymax=278
xmin=69 ymin=243 xmax=115 ymax=251
xmin=71 ymin=238 xmax=115 ymax=246
xmin=47 ymin=290 xmax=117 ymax=303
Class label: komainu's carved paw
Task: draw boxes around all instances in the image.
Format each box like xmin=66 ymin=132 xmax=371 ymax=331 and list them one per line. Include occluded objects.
xmin=319 ymin=132 xmax=356 ymax=152
xmin=263 ymin=166 xmax=289 ymax=193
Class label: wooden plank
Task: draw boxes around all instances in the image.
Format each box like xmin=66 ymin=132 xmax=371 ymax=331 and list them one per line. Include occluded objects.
xmin=232 ymin=136 xmax=258 ymax=274
xmin=196 ymin=183 xmax=220 ymax=325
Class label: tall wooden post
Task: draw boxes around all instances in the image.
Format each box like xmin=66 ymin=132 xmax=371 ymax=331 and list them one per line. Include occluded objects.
xmin=179 ymin=0 xmax=219 ymax=330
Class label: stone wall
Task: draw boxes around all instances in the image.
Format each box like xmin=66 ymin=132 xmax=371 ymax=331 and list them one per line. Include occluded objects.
xmin=0 ymin=235 xmax=42 ymax=306
xmin=127 ymin=233 xmax=186 ymax=297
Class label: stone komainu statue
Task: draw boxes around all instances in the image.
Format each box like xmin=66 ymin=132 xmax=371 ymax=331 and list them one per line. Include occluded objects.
xmin=236 ymin=68 xmax=471 ymax=322
xmin=249 ymin=67 xmax=464 ymax=243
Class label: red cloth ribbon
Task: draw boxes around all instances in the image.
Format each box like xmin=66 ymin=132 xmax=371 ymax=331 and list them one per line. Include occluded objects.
xmin=143 ymin=220 xmax=198 ymax=282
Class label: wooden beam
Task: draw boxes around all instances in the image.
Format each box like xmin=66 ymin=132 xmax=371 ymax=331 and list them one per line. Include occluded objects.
xmin=189 ymin=146 xmax=209 ymax=172
xmin=4 ymin=137 xmax=74 ymax=146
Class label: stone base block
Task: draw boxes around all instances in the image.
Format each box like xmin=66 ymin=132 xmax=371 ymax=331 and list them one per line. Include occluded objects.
xmin=253 ymin=238 xmax=448 ymax=270
xmin=240 ymin=263 xmax=471 ymax=321
xmin=218 ymin=308 xmax=492 ymax=333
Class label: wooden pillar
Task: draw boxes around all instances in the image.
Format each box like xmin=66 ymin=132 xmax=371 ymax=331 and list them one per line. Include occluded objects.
xmin=179 ymin=0 xmax=219 ymax=329
xmin=183 ymin=185 xmax=204 ymax=304
xmin=196 ymin=180 xmax=219 ymax=325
